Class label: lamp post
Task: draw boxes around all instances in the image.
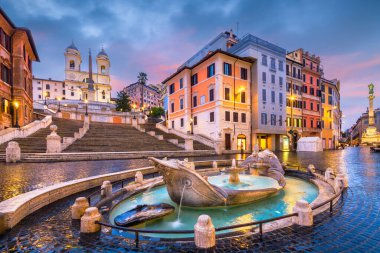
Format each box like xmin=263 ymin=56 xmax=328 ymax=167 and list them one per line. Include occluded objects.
xmin=44 ymin=91 xmax=48 ymax=105
xmin=133 ymin=104 xmax=137 ymax=119
xmin=13 ymin=101 xmax=19 ymax=128
xmin=57 ymin=97 xmax=61 ymax=112
xmin=190 ymin=117 xmax=194 ymax=134
xmin=290 ymin=95 xmax=296 ymax=128
xmin=85 ymin=99 xmax=88 ymax=116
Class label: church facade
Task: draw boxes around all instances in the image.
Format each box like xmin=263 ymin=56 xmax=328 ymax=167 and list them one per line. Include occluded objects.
xmin=33 ymin=42 xmax=112 ymax=103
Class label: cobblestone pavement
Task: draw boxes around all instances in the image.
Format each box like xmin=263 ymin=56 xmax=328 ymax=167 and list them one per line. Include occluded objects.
xmin=1 ymin=147 xmax=380 ymax=252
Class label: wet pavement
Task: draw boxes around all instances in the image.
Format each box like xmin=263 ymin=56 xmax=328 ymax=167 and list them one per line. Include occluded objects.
xmin=0 ymin=147 xmax=379 ymax=252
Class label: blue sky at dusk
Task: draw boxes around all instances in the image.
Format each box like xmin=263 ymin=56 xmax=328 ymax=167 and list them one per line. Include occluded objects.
xmin=1 ymin=0 xmax=380 ymax=130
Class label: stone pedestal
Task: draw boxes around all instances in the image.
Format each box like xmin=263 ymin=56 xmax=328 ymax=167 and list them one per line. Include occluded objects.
xmin=132 ymin=118 xmax=138 ymax=127
xmin=101 ymin=181 xmax=112 ymax=198
xmin=325 ymin=168 xmax=333 ymax=181
xmin=46 ymin=125 xmax=62 ymax=153
xmin=71 ymin=197 xmax=90 ymax=219
xmin=6 ymin=141 xmax=21 ymax=163
xmin=185 ymin=138 xmax=193 ymax=151
xmin=135 ymin=171 xmax=144 ymax=184
xmin=307 ymin=164 xmax=316 ymax=174
xmin=292 ymin=200 xmax=313 ymax=226
xmin=80 ymin=207 xmax=101 ymax=233
xmin=194 ymin=214 xmax=215 ymax=249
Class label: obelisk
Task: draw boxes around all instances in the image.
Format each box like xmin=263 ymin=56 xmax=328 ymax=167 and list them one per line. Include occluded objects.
xmin=87 ymin=48 xmax=96 ymax=102
xmin=362 ymin=83 xmax=380 ymax=145
xmin=368 ymin=83 xmax=375 ymax=126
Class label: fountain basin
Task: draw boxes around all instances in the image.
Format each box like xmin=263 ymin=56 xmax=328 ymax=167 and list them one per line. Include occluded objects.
xmin=109 ymin=176 xmax=319 ymax=238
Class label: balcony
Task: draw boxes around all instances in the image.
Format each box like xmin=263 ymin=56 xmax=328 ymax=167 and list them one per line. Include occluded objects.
xmin=303 ymin=127 xmax=322 ymax=133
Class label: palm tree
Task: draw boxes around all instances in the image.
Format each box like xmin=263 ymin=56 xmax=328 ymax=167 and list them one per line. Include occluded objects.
xmin=137 ymin=72 xmax=148 ymax=85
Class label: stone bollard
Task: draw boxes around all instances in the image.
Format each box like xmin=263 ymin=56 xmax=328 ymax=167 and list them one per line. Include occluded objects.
xmin=212 ymin=161 xmax=218 ymax=169
xmin=80 ymin=207 xmax=101 ymax=233
xmin=135 ymin=171 xmax=144 ymax=184
xmin=307 ymin=164 xmax=316 ymax=174
xmin=6 ymin=141 xmax=21 ymax=163
xmin=292 ymin=200 xmax=313 ymax=226
xmin=71 ymin=197 xmax=90 ymax=219
xmin=194 ymin=214 xmax=216 ymax=249
xmin=325 ymin=168 xmax=333 ymax=181
xmin=185 ymin=138 xmax=193 ymax=151
xmin=46 ymin=125 xmax=62 ymax=153
xmin=100 ymin=181 xmax=112 ymax=198
xmin=335 ymin=173 xmax=348 ymax=188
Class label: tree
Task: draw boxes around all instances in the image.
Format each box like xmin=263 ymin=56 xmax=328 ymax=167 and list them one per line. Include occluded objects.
xmin=149 ymin=107 xmax=165 ymax=118
xmin=137 ymin=72 xmax=148 ymax=85
xmin=115 ymin=90 xmax=131 ymax=112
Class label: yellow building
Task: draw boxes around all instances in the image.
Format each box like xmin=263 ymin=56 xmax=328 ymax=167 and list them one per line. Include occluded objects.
xmin=321 ymin=78 xmax=341 ymax=149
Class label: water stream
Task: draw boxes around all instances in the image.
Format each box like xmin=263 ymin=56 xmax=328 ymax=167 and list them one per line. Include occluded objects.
xmin=177 ymin=184 xmax=186 ymax=221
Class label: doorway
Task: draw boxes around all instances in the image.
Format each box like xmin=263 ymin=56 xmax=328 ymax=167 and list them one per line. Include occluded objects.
xmin=237 ymin=134 xmax=246 ymax=151
xmin=225 ymin=133 xmax=231 ymax=150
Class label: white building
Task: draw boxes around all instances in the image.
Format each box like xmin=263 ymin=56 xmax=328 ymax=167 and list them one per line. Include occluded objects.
xmin=167 ymin=30 xmax=287 ymax=151
xmin=33 ymin=42 xmax=112 ymax=104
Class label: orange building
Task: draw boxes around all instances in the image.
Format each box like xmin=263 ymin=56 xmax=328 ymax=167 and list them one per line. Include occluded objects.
xmin=0 ymin=8 xmax=39 ymax=129
xmin=164 ymin=50 xmax=253 ymax=151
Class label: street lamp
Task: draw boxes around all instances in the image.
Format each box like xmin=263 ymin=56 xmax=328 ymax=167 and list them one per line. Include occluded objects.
xmin=289 ymin=96 xmax=296 ymax=127
xmin=44 ymin=91 xmax=48 ymax=105
xmin=133 ymin=103 xmax=137 ymax=119
xmin=13 ymin=101 xmax=19 ymax=128
xmin=190 ymin=117 xmax=194 ymax=134
xmin=57 ymin=97 xmax=61 ymax=112
xmin=85 ymin=99 xmax=88 ymax=116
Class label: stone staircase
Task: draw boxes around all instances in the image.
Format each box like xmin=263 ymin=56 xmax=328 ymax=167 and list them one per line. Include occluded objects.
xmin=64 ymin=122 xmax=181 ymax=152
xmin=0 ymin=118 xmax=83 ymax=153
xmin=142 ymin=123 xmax=214 ymax=150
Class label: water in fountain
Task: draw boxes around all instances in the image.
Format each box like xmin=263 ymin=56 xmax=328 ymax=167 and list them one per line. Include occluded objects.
xmin=177 ymin=184 xmax=186 ymax=221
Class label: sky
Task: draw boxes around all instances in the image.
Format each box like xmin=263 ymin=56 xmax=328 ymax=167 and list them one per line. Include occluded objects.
xmin=1 ymin=0 xmax=380 ymax=130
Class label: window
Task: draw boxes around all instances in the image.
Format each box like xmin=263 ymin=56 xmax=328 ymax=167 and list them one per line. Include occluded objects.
xmin=311 ymin=119 xmax=314 ymax=128
xmin=310 ymin=76 xmax=313 ymax=84
xmin=200 ymin=95 xmax=206 ymax=105
xmin=279 ymin=93 xmax=283 ymax=105
xmin=209 ymin=88 xmax=214 ymax=101
xmin=225 ymin=87 xmax=230 ymax=100
xmin=193 ymin=96 xmax=197 ymax=107
xmin=180 ymin=98 xmax=184 ymax=110
xmin=279 ymin=115 xmax=283 ymax=126
xmin=233 ymin=112 xmax=239 ymax=122
xmin=317 ymin=79 xmax=320 ymax=86
xmin=223 ymin=62 xmax=232 ymax=76
xmin=262 ymin=72 xmax=267 ymax=83
xmin=210 ymin=112 xmax=215 ymax=122
xmin=180 ymin=118 xmax=184 ymax=127
xmin=169 ymin=83 xmax=175 ymax=94
xmin=292 ymin=67 xmax=296 ymax=78
xmin=303 ymin=101 xmax=306 ymax=109
xmin=191 ymin=73 xmax=198 ymax=86
xmin=63 ymin=90 xmax=66 ymax=95
xmin=303 ymin=74 xmax=306 ymax=82
xmin=261 ymin=113 xmax=267 ymax=125
xmin=171 ymin=102 xmax=175 ymax=112
xmin=271 ymin=91 xmax=275 ymax=103
xmin=225 ymin=111 xmax=231 ymax=121
xmin=310 ymin=62 xmax=314 ymax=70
xmin=310 ymin=102 xmax=314 ymax=111
xmin=310 ymin=87 xmax=315 ymax=96
xmin=271 ymin=74 xmax=275 ymax=84
xmin=298 ymin=69 xmax=301 ymax=79
xmin=262 ymin=89 xmax=266 ymax=102
xmin=262 ymin=55 xmax=267 ymax=66
xmin=194 ymin=116 xmax=198 ymax=125
xmin=286 ymin=64 xmax=289 ymax=76
xmin=321 ymin=84 xmax=325 ymax=92
xmin=1 ymin=64 xmax=11 ymax=84
xmin=241 ymin=113 xmax=246 ymax=123
xmin=179 ymin=78 xmax=183 ymax=89
xmin=241 ymin=91 xmax=246 ymax=103
xmin=328 ymin=87 xmax=333 ymax=94
xmin=241 ymin=68 xmax=248 ymax=80
xmin=328 ymin=96 xmax=333 ymax=105
xmin=279 ymin=60 xmax=284 ymax=71
xmin=101 ymin=65 xmax=106 ymax=74
xmin=279 ymin=77 xmax=283 ymax=86
xmin=207 ymin=63 xmax=215 ymax=78
xmin=270 ymin=57 xmax=276 ymax=70
xmin=71 ymin=92 xmax=74 ymax=96
xmin=317 ymin=103 xmax=320 ymax=111
xmin=171 ymin=121 xmax=174 ymax=128
xmin=271 ymin=114 xmax=276 ymax=126
xmin=69 ymin=60 xmax=75 ymax=69
xmin=46 ymin=84 xmax=50 ymax=90
xmin=0 ymin=29 xmax=11 ymax=52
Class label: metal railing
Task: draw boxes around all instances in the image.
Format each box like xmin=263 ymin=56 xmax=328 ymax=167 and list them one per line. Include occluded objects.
xmin=90 ymin=167 xmax=346 ymax=248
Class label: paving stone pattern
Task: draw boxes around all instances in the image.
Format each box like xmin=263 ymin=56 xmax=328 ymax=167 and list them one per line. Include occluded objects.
xmin=1 ymin=147 xmax=380 ymax=252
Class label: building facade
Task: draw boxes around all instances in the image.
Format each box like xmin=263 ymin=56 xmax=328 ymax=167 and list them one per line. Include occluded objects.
xmin=285 ymin=52 xmax=304 ymax=150
xmin=164 ymin=31 xmax=287 ymax=152
xmin=124 ymin=82 xmax=160 ymax=109
xmin=0 ymin=8 xmax=39 ymax=129
xmin=321 ymin=78 xmax=341 ymax=149
xmin=33 ymin=43 xmax=112 ymax=104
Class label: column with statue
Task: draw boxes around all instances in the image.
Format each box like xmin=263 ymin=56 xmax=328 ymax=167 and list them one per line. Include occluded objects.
xmin=362 ymin=83 xmax=380 ymax=145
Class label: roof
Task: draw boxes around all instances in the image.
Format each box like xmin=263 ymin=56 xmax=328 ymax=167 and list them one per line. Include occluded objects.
xmin=162 ymin=49 xmax=254 ymax=83
xmin=66 ymin=41 xmax=78 ymax=51
xmin=0 ymin=8 xmax=40 ymax=62
xmin=97 ymin=48 xmax=108 ymax=58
